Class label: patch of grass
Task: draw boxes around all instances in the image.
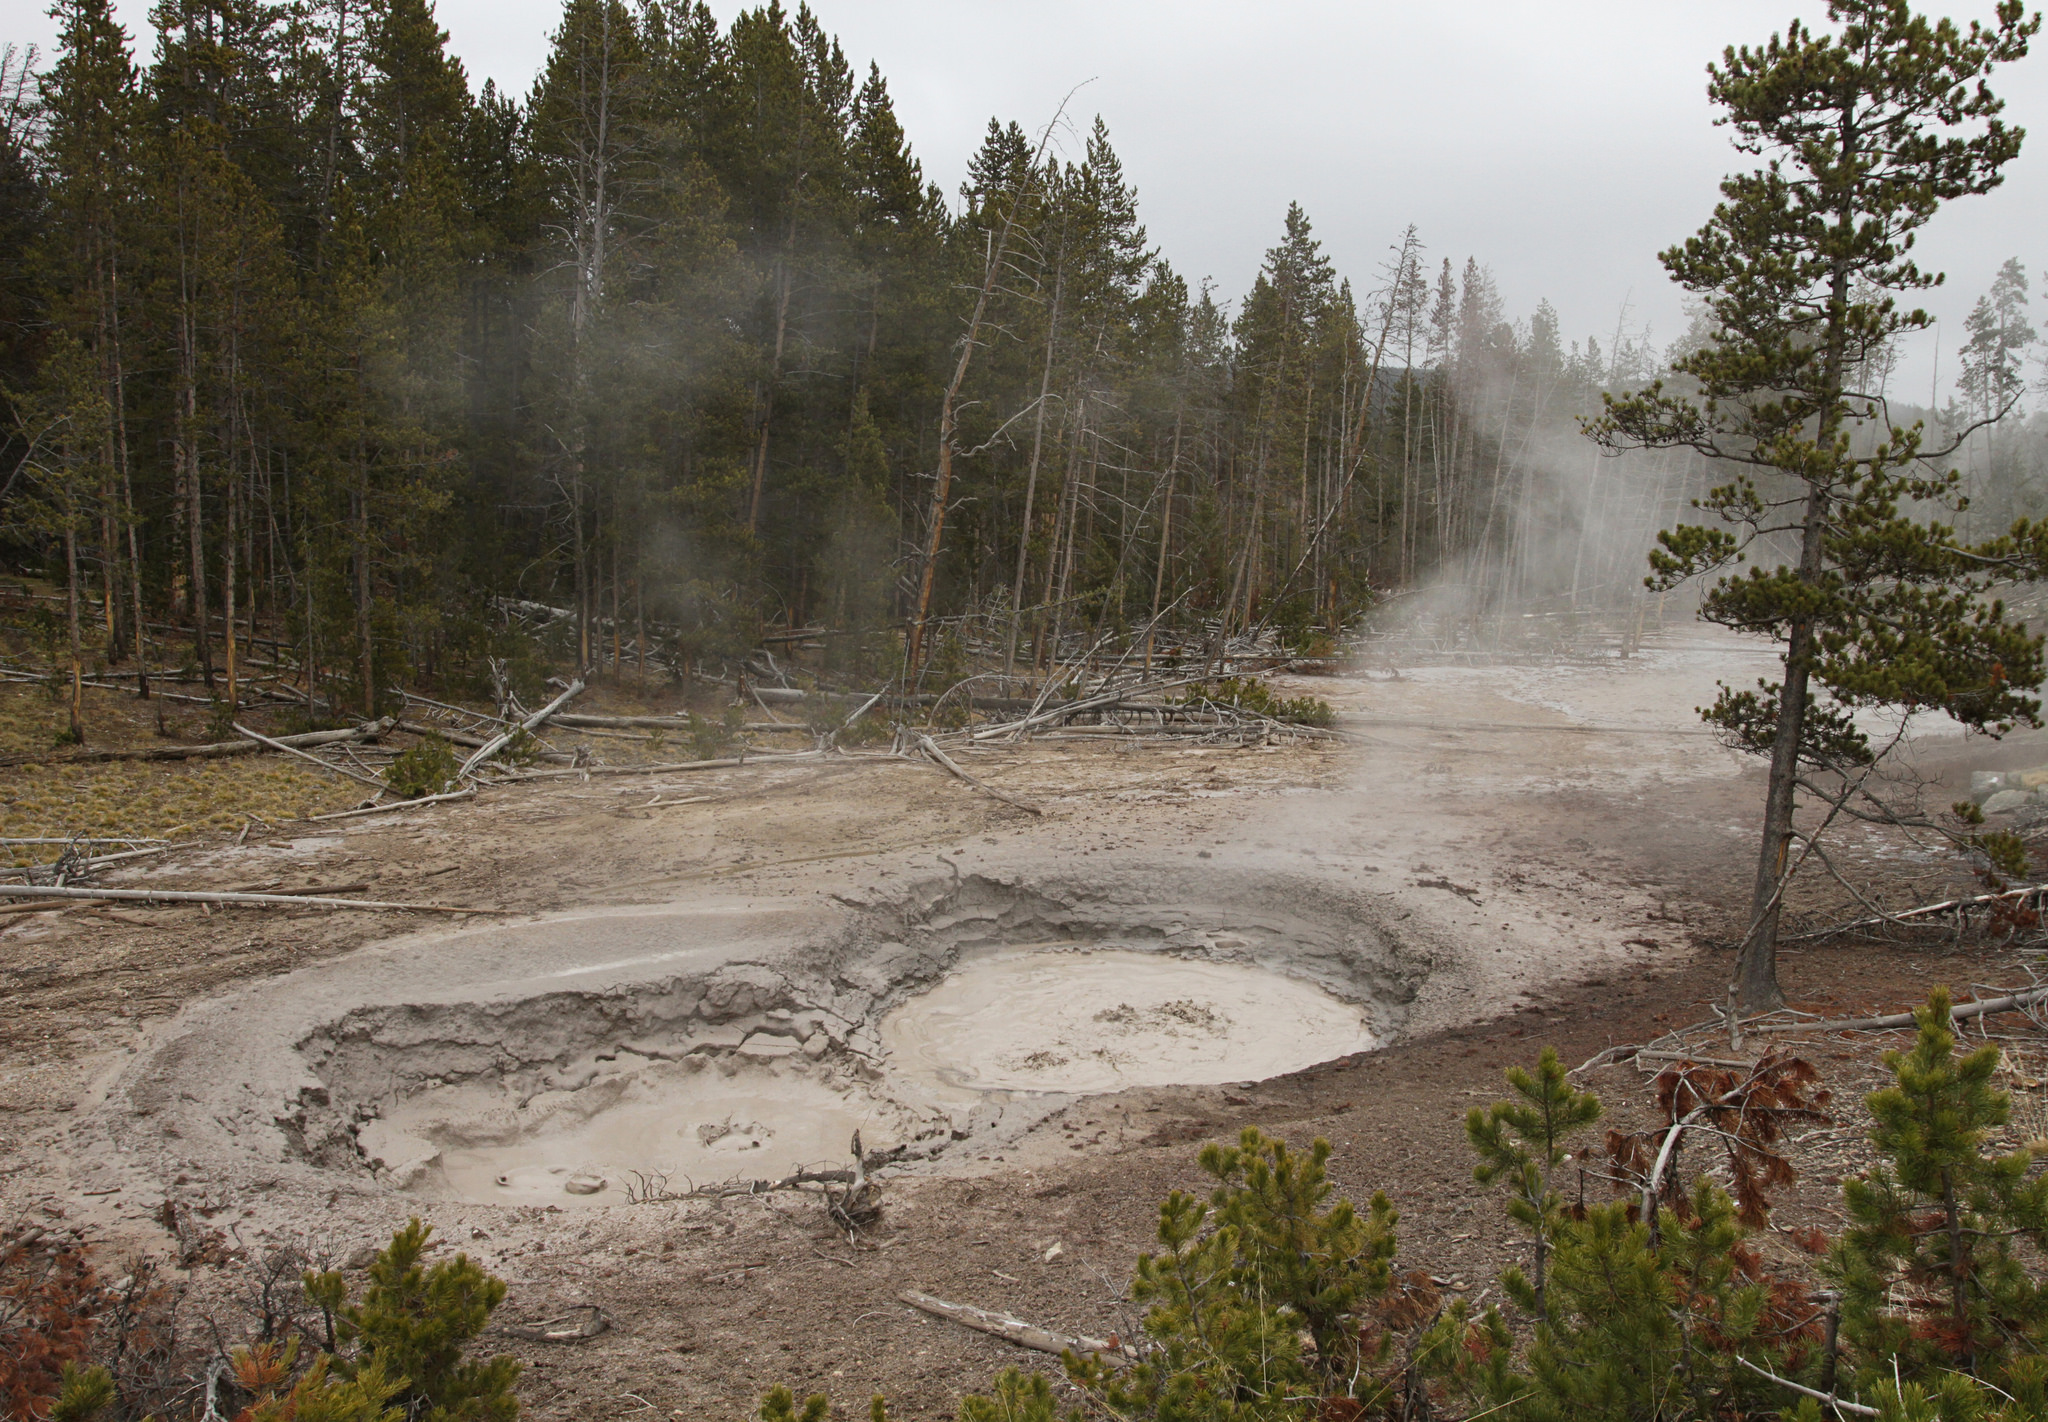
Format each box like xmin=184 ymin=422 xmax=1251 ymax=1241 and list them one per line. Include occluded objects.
xmin=1 ymin=759 xmax=358 ymax=862
xmin=1177 ymin=675 xmax=1336 ymax=728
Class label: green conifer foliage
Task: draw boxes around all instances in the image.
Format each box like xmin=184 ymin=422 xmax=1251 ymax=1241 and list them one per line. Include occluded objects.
xmin=303 ymin=1218 xmax=520 ymax=1422
xmin=1466 ymin=1046 xmax=1602 ymax=1320
xmin=1589 ymin=0 xmax=2044 ymax=1013
xmin=1836 ymin=987 xmax=2048 ymax=1385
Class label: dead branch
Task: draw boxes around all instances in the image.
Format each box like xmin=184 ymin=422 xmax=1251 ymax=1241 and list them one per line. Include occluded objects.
xmin=232 ymin=721 xmax=391 ymax=792
xmin=309 ymin=787 xmax=476 ymax=821
xmin=1780 ymin=883 xmax=2048 ymax=943
xmin=897 ymin=1290 xmax=1134 ymax=1364
xmin=913 ymin=734 xmax=1043 ymax=815
xmin=493 ymin=1305 xmax=609 ymax=1344
xmin=1750 ymin=984 xmax=2048 ymax=1036
xmin=1732 ymin=1356 xmax=1878 ymax=1417
xmin=0 ymin=884 xmax=502 ymax=915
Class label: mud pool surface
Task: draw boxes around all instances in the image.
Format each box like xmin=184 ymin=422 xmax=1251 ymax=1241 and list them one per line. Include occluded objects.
xmin=880 ymin=945 xmax=1373 ymax=1095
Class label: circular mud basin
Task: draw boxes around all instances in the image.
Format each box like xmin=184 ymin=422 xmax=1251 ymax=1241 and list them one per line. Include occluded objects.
xmin=355 ymin=1056 xmax=925 ymax=1205
xmin=109 ymin=869 xmax=1415 ymax=1217
xmin=880 ymin=946 xmax=1375 ymax=1095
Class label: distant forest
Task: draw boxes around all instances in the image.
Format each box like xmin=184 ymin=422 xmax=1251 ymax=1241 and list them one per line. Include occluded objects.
xmin=1 ymin=0 xmax=2042 ymax=709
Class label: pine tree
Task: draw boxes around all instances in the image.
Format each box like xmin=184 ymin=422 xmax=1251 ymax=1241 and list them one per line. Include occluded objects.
xmin=1466 ymin=1046 xmax=1602 ymax=1320
xmin=304 ymin=1218 xmax=519 ymax=1422
xmin=1835 ymin=987 xmax=2048 ymax=1384
xmin=1590 ymin=0 xmax=2044 ymax=1011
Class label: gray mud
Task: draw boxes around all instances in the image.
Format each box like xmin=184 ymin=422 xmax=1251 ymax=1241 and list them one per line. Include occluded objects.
xmin=88 ymin=864 xmax=1426 ymax=1215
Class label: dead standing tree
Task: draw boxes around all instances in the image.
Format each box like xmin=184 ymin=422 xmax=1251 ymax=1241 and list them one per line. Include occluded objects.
xmin=904 ymin=93 xmax=1079 ymax=678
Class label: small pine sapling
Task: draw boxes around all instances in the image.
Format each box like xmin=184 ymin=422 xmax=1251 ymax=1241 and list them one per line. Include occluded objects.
xmin=956 ymin=1369 xmax=1062 ymax=1422
xmin=1465 ymin=1047 xmax=1602 ymax=1319
xmin=757 ymin=1387 xmax=832 ymax=1422
xmin=1201 ymin=1128 xmax=1398 ymax=1367
xmin=385 ymin=734 xmax=458 ymax=798
xmin=224 ymin=1339 xmax=405 ymax=1422
xmin=48 ymin=1363 xmax=114 ymax=1422
xmin=1835 ymin=987 xmax=2048 ymax=1387
xmin=303 ymin=1219 xmax=520 ymax=1422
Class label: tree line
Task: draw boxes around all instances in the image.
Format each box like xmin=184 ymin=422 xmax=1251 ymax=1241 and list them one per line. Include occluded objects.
xmin=0 ymin=0 xmax=1729 ymax=730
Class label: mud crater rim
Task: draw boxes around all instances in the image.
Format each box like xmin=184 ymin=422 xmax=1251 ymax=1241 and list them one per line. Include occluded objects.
xmin=270 ymin=871 xmax=1417 ymax=1206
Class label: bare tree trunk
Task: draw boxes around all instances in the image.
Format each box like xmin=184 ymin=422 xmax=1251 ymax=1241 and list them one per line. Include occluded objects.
xmin=224 ymin=459 xmax=238 ymax=712
xmin=1006 ymin=258 xmax=1064 ymax=678
xmin=354 ymin=427 xmax=374 ymax=718
xmin=109 ymin=252 xmax=147 ymax=698
xmin=748 ymin=216 xmax=799 ymax=536
xmin=64 ymin=525 xmax=84 ymax=744
xmin=1146 ymin=409 xmax=1183 ymax=671
xmin=176 ymin=240 xmax=212 ymax=687
xmin=907 ymin=108 xmax=1067 ymax=674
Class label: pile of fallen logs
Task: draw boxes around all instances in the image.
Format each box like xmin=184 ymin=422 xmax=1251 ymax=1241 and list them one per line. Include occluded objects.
xmin=0 ymin=619 xmax=1351 ymax=915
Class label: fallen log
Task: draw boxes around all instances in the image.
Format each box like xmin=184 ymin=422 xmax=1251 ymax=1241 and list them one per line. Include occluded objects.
xmin=501 ymin=750 xmax=829 ymax=780
xmin=914 ymin=735 xmax=1043 ymax=816
xmin=495 ymin=1306 xmax=608 ymax=1344
xmin=309 ymin=787 xmax=476 ymax=821
xmin=0 ymin=884 xmax=502 ymax=915
xmin=460 ymin=678 xmax=585 ymax=780
xmin=897 ymin=1290 xmax=1132 ymax=1364
xmin=1751 ymin=984 xmax=2048 ymax=1036
xmin=0 ymin=898 xmax=75 ymax=916
xmin=234 ymin=721 xmax=392 ymax=792
xmin=0 ymin=721 xmax=392 ymax=769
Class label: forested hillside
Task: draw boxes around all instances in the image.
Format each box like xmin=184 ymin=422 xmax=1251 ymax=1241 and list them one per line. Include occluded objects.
xmin=1 ymin=0 xmax=2030 ymax=719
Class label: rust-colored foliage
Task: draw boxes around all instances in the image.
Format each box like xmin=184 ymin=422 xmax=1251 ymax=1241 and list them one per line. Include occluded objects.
xmin=0 ymin=1227 xmax=101 ymax=1421
xmin=228 ymin=1339 xmax=297 ymax=1422
xmin=1606 ymin=1054 xmax=1830 ymax=1226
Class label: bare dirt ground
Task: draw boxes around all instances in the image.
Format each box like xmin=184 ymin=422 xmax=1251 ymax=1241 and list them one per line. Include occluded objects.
xmin=5 ymin=628 xmax=2044 ymax=1419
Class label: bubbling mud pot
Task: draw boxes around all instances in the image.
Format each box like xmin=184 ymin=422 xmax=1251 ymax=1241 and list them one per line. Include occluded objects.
xmin=880 ymin=946 xmax=1373 ymax=1096
xmin=88 ymin=866 xmax=1428 ymax=1219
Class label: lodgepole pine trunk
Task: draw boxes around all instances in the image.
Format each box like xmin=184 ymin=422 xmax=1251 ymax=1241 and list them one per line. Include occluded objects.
xmin=63 ymin=525 xmax=84 ymax=744
xmin=1006 ymin=258 xmax=1064 ymax=679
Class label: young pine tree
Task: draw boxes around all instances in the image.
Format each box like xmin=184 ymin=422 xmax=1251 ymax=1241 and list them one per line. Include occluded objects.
xmin=1835 ymin=987 xmax=2048 ymax=1385
xmin=1466 ymin=1045 xmax=1602 ymax=1320
xmin=303 ymin=1218 xmax=519 ymax=1422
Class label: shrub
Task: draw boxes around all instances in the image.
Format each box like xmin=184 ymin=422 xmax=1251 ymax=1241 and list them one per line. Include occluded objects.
xmin=1 ymin=1232 xmax=100 ymax=1421
xmin=688 ymin=705 xmax=746 ymax=759
xmin=303 ymin=1219 xmax=519 ymax=1422
xmin=384 ymin=735 xmax=459 ymax=799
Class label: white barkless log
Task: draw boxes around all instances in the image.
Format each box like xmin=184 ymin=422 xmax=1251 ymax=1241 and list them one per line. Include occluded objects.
xmin=459 ymin=678 xmax=585 ymax=780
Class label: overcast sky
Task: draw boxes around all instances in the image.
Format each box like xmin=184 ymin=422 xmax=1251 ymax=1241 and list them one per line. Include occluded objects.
xmin=9 ymin=0 xmax=2046 ymax=401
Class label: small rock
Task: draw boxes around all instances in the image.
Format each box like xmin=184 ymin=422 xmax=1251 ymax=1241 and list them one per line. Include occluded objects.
xmin=1983 ymin=789 xmax=2035 ymax=815
xmin=564 ymin=1174 xmax=607 ymax=1196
